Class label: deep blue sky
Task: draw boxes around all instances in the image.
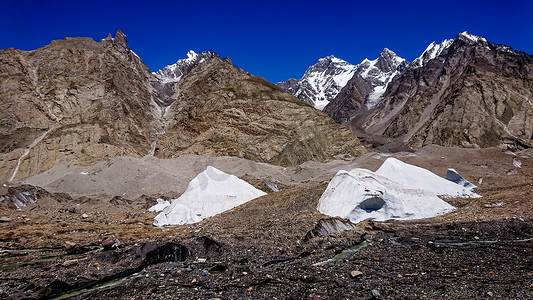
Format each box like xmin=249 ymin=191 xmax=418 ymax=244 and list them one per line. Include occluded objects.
xmin=2 ymin=0 xmax=532 ymax=83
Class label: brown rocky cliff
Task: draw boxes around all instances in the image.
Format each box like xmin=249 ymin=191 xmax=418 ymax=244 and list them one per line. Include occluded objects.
xmin=0 ymin=30 xmax=157 ymax=181
xmin=361 ymin=34 xmax=533 ymax=149
xmin=0 ymin=32 xmax=365 ymax=181
xmin=154 ymin=57 xmax=365 ymax=166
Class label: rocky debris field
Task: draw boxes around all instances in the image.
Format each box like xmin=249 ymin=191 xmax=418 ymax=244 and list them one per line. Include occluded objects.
xmin=0 ymin=146 xmax=532 ymax=299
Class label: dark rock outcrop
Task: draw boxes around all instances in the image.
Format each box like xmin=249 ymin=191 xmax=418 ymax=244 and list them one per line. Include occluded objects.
xmin=323 ymin=75 xmax=369 ymax=123
xmin=0 ymin=184 xmax=47 ymax=209
xmin=143 ymin=242 xmax=190 ymax=265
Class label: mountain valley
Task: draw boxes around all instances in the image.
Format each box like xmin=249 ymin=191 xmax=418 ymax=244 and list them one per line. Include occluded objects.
xmin=0 ymin=30 xmax=531 ymax=299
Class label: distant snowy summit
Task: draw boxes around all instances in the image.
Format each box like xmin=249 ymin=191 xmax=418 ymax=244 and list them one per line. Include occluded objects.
xmin=277 ymin=55 xmax=358 ymax=110
xmin=412 ymin=32 xmax=491 ymax=68
xmin=350 ymin=48 xmax=408 ymax=108
xmin=277 ymin=48 xmax=407 ymax=110
xmin=153 ymin=50 xmax=218 ymax=83
xmin=278 ymin=31 xmax=509 ymax=114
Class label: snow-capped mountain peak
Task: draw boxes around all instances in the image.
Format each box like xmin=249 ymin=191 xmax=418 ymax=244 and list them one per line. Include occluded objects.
xmin=380 ymin=48 xmax=401 ymax=61
xmin=154 ymin=50 xmax=218 ymax=83
xmin=319 ymin=55 xmax=346 ymax=64
xmin=412 ymin=32 xmax=491 ymax=69
xmin=185 ymin=50 xmax=198 ymax=61
xmin=278 ymin=49 xmax=408 ymax=110
xmin=412 ymin=38 xmax=453 ymax=68
xmin=355 ymin=48 xmax=408 ymax=108
xmin=380 ymin=48 xmax=407 ymax=66
xmin=277 ymin=55 xmax=358 ymax=110
xmin=458 ymin=31 xmax=488 ymax=44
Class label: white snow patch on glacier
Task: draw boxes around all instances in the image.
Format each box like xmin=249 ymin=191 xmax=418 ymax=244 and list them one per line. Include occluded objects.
xmin=317 ymin=168 xmax=456 ymax=223
xmin=318 ymin=158 xmax=479 ymax=223
xmin=153 ymin=166 xmax=266 ymax=226
xmin=375 ymin=158 xmax=480 ymax=198
xmin=149 ymin=198 xmax=171 ymax=212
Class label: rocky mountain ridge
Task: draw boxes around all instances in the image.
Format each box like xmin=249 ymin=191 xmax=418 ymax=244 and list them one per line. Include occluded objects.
xmin=0 ymin=31 xmax=365 ymax=182
xmin=153 ymin=56 xmax=365 ymax=166
xmin=357 ymin=32 xmax=533 ymax=150
xmin=0 ymin=30 xmax=157 ymax=182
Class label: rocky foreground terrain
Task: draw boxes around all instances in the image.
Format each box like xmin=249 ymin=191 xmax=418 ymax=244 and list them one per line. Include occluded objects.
xmin=0 ymin=145 xmax=531 ymax=299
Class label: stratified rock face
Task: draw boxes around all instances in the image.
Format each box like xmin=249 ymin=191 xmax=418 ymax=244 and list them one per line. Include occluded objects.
xmin=155 ymin=57 xmax=365 ymax=166
xmin=277 ymin=56 xmax=357 ymax=110
xmin=0 ymin=32 xmax=365 ymax=181
xmin=323 ymin=48 xmax=408 ymax=123
xmin=0 ymin=30 xmax=158 ymax=181
xmin=363 ymin=32 xmax=533 ymax=149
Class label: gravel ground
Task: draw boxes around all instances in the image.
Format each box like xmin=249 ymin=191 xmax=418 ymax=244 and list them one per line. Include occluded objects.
xmin=0 ymin=146 xmax=531 ymax=299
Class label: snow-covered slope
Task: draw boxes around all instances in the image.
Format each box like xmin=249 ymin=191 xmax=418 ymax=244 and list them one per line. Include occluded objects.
xmin=148 ymin=198 xmax=171 ymax=212
xmin=411 ymin=39 xmax=453 ymax=68
xmin=353 ymin=48 xmax=408 ymax=108
xmin=457 ymin=31 xmax=488 ymax=44
xmin=277 ymin=56 xmax=358 ymax=110
xmin=375 ymin=158 xmax=480 ymax=198
xmin=153 ymin=50 xmax=218 ymax=83
xmin=280 ymin=49 xmax=407 ymax=111
xmin=317 ymin=168 xmax=456 ymax=223
xmin=153 ymin=166 xmax=266 ymax=226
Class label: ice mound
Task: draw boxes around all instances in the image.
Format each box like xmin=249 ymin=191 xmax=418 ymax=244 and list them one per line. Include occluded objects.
xmin=376 ymin=158 xmax=479 ymax=198
xmin=153 ymin=166 xmax=267 ymax=226
xmin=317 ymin=168 xmax=456 ymax=223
